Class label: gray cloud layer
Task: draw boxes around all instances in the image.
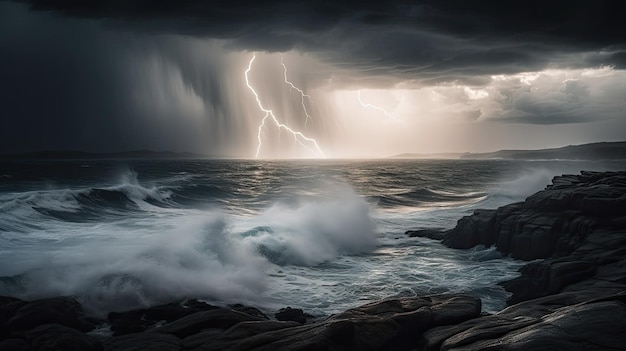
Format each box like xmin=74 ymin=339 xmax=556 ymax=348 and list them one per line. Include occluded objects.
xmin=15 ymin=0 xmax=626 ymax=81
xmin=1 ymin=1 xmax=625 ymax=154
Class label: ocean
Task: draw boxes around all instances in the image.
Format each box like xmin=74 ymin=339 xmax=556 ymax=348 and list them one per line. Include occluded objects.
xmin=1 ymin=159 xmax=625 ymax=318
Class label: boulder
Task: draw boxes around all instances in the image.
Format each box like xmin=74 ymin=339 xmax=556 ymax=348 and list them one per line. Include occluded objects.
xmin=26 ymin=324 xmax=102 ymax=351
xmin=274 ymin=307 xmax=309 ymax=325
xmin=421 ymin=172 xmax=626 ymax=349
xmin=0 ymin=296 xmax=26 ymax=339
xmin=183 ymin=320 xmax=299 ymax=351
xmin=427 ymin=293 xmax=626 ymax=351
xmin=229 ymin=304 xmax=268 ymax=320
xmin=102 ymin=332 xmax=182 ymax=351
xmin=443 ymin=171 xmax=626 ymax=260
xmin=4 ymin=297 xmax=96 ymax=334
xmin=0 ymin=338 xmax=29 ymax=351
xmin=153 ymin=308 xmax=264 ymax=339
xmin=235 ymin=294 xmax=481 ymax=351
xmin=0 ymin=296 xmax=25 ymax=323
xmin=441 ymin=171 xmax=626 ymax=303
xmin=405 ymin=228 xmax=446 ymax=240
xmin=108 ymin=299 xmax=219 ymax=335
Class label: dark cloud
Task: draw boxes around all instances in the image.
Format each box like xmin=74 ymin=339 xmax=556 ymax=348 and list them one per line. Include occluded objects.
xmin=2 ymin=0 xmax=626 ymax=155
xmin=0 ymin=2 xmax=242 ymax=154
xmin=14 ymin=0 xmax=626 ymax=81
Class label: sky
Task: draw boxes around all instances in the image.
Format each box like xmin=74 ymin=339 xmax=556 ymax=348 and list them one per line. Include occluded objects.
xmin=1 ymin=0 xmax=625 ymax=158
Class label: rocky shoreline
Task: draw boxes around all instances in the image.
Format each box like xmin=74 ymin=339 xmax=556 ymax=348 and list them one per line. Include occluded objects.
xmin=414 ymin=170 xmax=626 ymax=349
xmin=2 ymin=171 xmax=626 ymax=350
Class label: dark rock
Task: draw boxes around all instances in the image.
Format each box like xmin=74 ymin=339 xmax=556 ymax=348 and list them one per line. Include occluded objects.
xmin=441 ymin=171 xmax=626 ymax=304
xmin=26 ymin=324 xmax=102 ymax=351
xmin=0 ymin=296 xmax=25 ymax=323
xmin=274 ymin=307 xmax=309 ymax=325
xmin=428 ymin=293 xmax=626 ymax=351
xmin=229 ymin=304 xmax=268 ymax=320
xmin=443 ymin=171 xmax=626 ymax=260
xmin=5 ymin=297 xmax=96 ymax=334
xmin=102 ymin=332 xmax=182 ymax=351
xmin=405 ymin=228 xmax=446 ymax=240
xmin=108 ymin=310 xmax=150 ymax=336
xmin=235 ymin=294 xmax=481 ymax=351
xmin=0 ymin=338 xmax=29 ymax=351
xmin=108 ymin=299 xmax=219 ymax=335
xmin=443 ymin=209 xmax=498 ymax=249
xmin=500 ymin=259 xmax=597 ymax=304
xmin=0 ymin=296 xmax=26 ymax=339
xmin=425 ymin=172 xmax=626 ymax=350
xmin=144 ymin=301 xmax=217 ymax=322
xmin=153 ymin=308 xmax=264 ymax=339
xmin=183 ymin=320 xmax=299 ymax=351
xmin=422 ymin=315 xmax=538 ymax=351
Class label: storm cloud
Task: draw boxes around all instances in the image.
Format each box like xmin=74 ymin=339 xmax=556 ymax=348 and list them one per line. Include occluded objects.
xmin=1 ymin=0 xmax=625 ymax=156
xmin=14 ymin=0 xmax=626 ymax=81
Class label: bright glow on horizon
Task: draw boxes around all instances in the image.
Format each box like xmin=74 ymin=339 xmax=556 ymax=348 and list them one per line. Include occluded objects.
xmin=319 ymin=65 xmax=626 ymax=158
xmin=215 ymin=50 xmax=626 ymax=158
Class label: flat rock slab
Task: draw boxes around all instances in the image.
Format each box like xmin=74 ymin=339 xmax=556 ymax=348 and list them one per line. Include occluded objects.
xmin=102 ymin=332 xmax=182 ymax=351
xmin=153 ymin=308 xmax=265 ymax=339
xmin=184 ymin=320 xmax=300 ymax=351
xmin=5 ymin=297 xmax=96 ymax=334
xmin=234 ymin=294 xmax=481 ymax=351
xmin=423 ymin=293 xmax=626 ymax=351
xmin=26 ymin=324 xmax=102 ymax=351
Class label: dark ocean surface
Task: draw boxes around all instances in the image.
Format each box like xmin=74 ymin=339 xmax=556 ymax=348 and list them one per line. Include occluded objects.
xmin=2 ymin=159 xmax=625 ymax=317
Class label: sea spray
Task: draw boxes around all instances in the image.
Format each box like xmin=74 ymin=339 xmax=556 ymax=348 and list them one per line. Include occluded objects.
xmin=239 ymin=186 xmax=377 ymax=266
xmin=2 ymin=159 xmax=625 ymax=317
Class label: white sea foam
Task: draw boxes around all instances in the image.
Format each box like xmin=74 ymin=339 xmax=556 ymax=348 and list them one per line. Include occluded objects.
xmin=5 ymin=160 xmax=622 ymax=318
xmin=0 ymin=213 xmax=268 ymax=316
xmin=0 ymin=184 xmax=378 ymax=316
xmin=239 ymin=187 xmax=377 ymax=266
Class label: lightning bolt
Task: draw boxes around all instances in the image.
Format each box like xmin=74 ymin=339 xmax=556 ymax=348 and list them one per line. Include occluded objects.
xmin=357 ymin=90 xmax=395 ymax=119
xmin=245 ymin=53 xmax=325 ymax=159
xmin=281 ymin=55 xmax=313 ymax=128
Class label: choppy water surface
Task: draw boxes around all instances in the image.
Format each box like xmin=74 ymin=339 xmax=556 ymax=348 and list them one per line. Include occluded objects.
xmin=2 ymin=159 xmax=625 ymax=316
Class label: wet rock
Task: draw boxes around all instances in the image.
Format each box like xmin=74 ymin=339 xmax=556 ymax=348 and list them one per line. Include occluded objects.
xmin=153 ymin=308 xmax=264 ymax=339
xmin=26 ymin=324 xmax=102 ymax=351
xmin=405 ymin=228 xmax=446 ymax=240
xmin=424 ymin=172 xmax=626 ymax=349
xmin=0 ymin=338 xmax=29 ymax=351
xmin=500 ymin=259 xmax=597 ymax=304
xmin=427 ymin=293 xmax=626 ymax=351
xmin=0 ymin=297 xmax=26 ymax=339
xmin=102 ymin=332 xmax=182 ymax=351
xmin=0 ymin=296 xmax=25 ymax=323
xmin=274 ymin=307 xmax=309 ymax=325
xmin=183 ymin=320 xmax=299 ymax=351
xmin=5 ymin=297 xmax=96 ymax=334
xmin=442 ymin=171 xmax=626 ymax=303
xmin=108 ymin=299 xmax=219 ymax=335
xmin=108 ymin=310 xmax=150 ymax=336
xmin=144 ymin=300 xmax=218 ymax=322
xmin=443 ymin=171 xmax=626 ymax=260
xmin=236 ymin=294 xmax=481 ymax=351
xmin=230 ymin=304 xmax=268 ymax=320
xmin=443 ymin=209 xmax=498 ymax=250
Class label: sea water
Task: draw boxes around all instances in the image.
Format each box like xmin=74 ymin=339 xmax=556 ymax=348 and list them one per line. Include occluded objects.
xmin=1 ymin=159 xmax=625 ymax=317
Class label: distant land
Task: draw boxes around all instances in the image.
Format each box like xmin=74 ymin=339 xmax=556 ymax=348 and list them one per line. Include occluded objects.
xmin=3 ymin=141 xmax=626 ymax=160
xmin=392 ymin=141 xmax=626 ymax=160
xmin=0 ymin=150 xmax=211 ymax=160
